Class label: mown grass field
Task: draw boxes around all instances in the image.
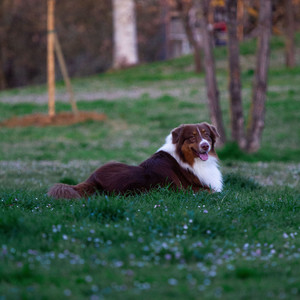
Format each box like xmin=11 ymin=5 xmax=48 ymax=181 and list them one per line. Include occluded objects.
xmin=0 ymin=35 xmax=300 ymax=299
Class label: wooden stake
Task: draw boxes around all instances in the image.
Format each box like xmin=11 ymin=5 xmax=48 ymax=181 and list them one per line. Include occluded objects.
xmin=47 ymin=0 xmax=55 ymax=117
xmin=54 ymin=34 xmax=78 ymax=115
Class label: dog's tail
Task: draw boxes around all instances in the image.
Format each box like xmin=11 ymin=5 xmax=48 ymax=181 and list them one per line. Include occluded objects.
xmin=47 ymin=182 xmax=96 ymax=199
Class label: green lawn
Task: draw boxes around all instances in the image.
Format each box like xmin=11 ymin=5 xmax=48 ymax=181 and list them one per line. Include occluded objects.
xmin=0 ymin=35 xmax=300 ymax=299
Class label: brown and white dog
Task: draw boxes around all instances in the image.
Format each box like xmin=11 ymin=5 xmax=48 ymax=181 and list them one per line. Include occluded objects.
xmin=48 ymin=122 xmax=223 ymax=199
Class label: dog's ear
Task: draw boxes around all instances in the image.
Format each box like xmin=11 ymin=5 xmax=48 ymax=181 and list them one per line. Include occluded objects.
xmin=208 ymin=124 xmax=220 ymax=139
xmin=202 ymin=122 xmax=220 ymax=141
xmin=171 ymin=125 xmax=184 ymax=144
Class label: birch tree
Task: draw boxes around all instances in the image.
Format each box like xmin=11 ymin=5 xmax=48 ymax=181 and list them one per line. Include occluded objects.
xmin=112 ymin=0 xmax=138 ymax=68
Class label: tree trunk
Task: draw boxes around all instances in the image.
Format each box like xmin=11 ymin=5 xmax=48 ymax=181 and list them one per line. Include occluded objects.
xmin=237 ymin=0 xmax=244 ymax=41
xmin=192 ymin=43 xmax=202 ymax=74
xmin=284 ymin=0 xmax=295 ymax=68
xmin=0 ymin=41 xmax=6 ymax=90
xmin=226 ymin=0 xmax=245 ymax=149
xmin=112 ymin=0 xmax=138 ymax=68
xmin=175 ymin=0 xmax=202 ymax=73
xmin=0 ymin=0 xmax=16 ymax=90
xmin=198 ymin=0 xmax=226 ymax=145
xmin=246 ymin=0 xmax=272 ymax=153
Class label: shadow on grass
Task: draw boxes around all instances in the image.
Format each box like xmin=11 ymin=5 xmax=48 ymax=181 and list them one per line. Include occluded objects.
xmin=219 ymin=142 xmax=299 ymax=162
xmin=223 ymin=173 xmax=261 ymax=191
xmin=59 ymin=177 xmax=78 ymax=185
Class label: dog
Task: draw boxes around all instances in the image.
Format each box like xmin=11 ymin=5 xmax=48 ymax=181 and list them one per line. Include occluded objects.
xmin=48 ymin=122 xmax=223 ymax=199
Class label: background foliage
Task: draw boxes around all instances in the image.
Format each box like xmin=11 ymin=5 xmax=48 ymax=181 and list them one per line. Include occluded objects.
xmin=0 ymin=0 xmax=163 ymax=88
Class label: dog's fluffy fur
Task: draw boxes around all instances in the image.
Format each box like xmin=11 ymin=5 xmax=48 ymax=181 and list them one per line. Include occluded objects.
xmin=48 ymin=122 xmax=223 ymax=199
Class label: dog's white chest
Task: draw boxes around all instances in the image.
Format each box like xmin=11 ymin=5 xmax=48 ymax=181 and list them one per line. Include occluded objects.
xmin=158 ymin=134 xmax=223 ymax=192
xmin=190 ymin=158 xmax=223 ymax=192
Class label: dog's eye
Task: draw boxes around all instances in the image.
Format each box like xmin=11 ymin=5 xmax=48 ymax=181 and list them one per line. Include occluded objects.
xmin=203 ymin=131 xmax=210 ymax=138
xmin=189 ymin=137 xmax=196 ymax=143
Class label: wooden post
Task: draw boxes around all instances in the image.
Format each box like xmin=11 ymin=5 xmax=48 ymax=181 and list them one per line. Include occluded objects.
xmin=54 ymin=34 xmax=78 ymax=115
xmin=47 ymin=0 xmax=55 ymax=117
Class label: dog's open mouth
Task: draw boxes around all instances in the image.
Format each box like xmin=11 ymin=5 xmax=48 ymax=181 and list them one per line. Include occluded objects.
xmin=199 ymin=152 xmax=208 ymax=161
xmin=192 ymin=148 xmax=209 ymax=161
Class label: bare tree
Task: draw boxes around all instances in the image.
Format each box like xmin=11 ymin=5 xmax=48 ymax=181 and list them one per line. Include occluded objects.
xmin=175 ymin=0 xmax=202 ymax=73
xmin=284 ymin=0 xmax=295 ymax=68
xmin=0 ymin=41 xmax=6 ymax=90
xmin=237 ymin=0 xmax=244 ymax=40
xmin=225 ymin=0 xmax=273 ymax=153
xmin=246 ymin=0 xmax=272 ymax=152
xmin=197 ymin=0 xmax=226 ymax=145
xmin=226 ymin=0 xmax=245 ymax=148
xmin=112 ymin=0 xmax=138 ymax=68
xmin=0 ymin=0 xmax=17 ymax=90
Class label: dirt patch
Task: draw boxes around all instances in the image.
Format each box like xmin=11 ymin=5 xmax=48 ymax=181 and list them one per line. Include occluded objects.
xmin=0 ymin=111 xmax=107 ymax=127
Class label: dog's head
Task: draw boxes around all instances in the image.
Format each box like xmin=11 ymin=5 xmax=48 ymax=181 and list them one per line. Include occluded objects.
xmin=171 ymin=122 xmax=220 ymax=166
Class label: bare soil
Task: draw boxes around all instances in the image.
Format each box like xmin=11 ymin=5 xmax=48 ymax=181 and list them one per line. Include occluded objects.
xmin=0 ymin=111 xmax=107 ymax=128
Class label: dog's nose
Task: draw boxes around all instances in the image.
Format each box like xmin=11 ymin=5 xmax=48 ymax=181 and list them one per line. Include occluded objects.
xmin=201 ymin=142 xmax=209 ymax=152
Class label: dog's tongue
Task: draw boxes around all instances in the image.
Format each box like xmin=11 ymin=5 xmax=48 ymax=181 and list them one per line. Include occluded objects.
xmin=199 ymin=153 xmax=209 ymax=161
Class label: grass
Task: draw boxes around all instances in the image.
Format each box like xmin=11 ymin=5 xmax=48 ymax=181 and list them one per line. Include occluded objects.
xmin=0 ymin=88 xmax=299 ymax=162
xmin=1 ymin=183 xmax=299 ymax=299
xmin=0 ymin=34 xmax=300 ymax=299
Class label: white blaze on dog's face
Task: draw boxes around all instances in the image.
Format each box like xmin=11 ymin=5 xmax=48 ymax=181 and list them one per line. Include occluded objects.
xmin=157 ymin=122 xmax=223 ymax=192
xmin=171 ymin=122 xmax=220 ymax=167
